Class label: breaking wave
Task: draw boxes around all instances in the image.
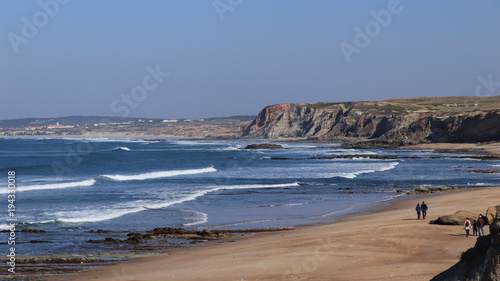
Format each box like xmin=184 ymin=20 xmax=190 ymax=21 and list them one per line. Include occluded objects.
xmin=0 ymin=179 xmax=96 ymax=194
xmin=101 ymin=167 xmax=217 ymax=181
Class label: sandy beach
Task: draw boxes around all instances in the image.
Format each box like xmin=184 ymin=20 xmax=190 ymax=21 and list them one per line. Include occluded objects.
xmin=51 ymin=189 xmax=498 ymax=280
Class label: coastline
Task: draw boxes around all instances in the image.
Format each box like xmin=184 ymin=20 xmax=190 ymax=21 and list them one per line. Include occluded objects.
xmin=43 ymin=142 xmax=500 ymax=281
xmin=48 ymin=185 xmax=499 ymax=281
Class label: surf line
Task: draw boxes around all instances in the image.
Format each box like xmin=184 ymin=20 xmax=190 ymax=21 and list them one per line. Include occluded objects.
xmin=6 ymin=171 xmax=17 ymax=274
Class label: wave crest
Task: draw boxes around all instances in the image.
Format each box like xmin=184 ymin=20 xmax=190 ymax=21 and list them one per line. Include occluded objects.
xmin=101 ymin=167 xmax=217 ymax=181
xmin=0 ymin=179 xmax=96 ymax=194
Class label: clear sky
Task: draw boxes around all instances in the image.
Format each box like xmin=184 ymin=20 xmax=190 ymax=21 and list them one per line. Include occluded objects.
xmin=1 ymin=0 xmax=499 ymax=120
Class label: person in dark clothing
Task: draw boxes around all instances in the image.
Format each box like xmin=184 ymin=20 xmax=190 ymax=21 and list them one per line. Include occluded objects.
xmin=421 ymin=201 xmax=428 ymax=219
xmin=415 ymin=204 xmax=421 ymax=219
xmin=472 ymin=219 xmax=478 ymax=236
xmin=478 ymin=215 xmax=485 ymax=236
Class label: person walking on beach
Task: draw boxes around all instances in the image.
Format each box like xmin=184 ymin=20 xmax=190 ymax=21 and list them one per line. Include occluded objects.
xmin=472 ymin=219 xmax=478 ymax=236
xmin=464 ymin=218 xmax=472 ymax=237
xmin=421 ymin=201 xmax=428 ymax=219
xmin=416 ymin=204 xmax=421 ymax=220
xmin=478 ymin=215 xmax=485 ymax=236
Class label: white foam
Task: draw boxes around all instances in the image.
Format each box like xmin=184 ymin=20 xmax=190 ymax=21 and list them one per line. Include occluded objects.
xmin=102 ymin=167 xmax=217 ymax=181
xmin=468 ymin=182 xmax=487 ymax=186
xmin=54 ymin=207 xmax=147 ymax=223
xmin=216 ymin=146 xmax=241 ymax=151
xmin=183 ymin=211 xmax=209 ymax=226
xmin=171 ymin=140 xmax=218 ymax=146
xmin=264 ymin=202 xmax=310 ymax=207
xmin=0 ymin=224 xmax=13 ymax=231
xmin=22 ymin=177 xmax=66 ymax=183
xmin=327 ymin=162 xmax=399 ymax=179
xmin=50 ymin=182 xmax=300 ymax=223
xmin=328 ymin=149 xmax=377 ymax=155
xmin=114 ymin=146 xmax=131 ymax=151
xmin=216 ymin=182 xmax=300 ymax=190
xmin=0 ymin=179 xmax=96 ymax=194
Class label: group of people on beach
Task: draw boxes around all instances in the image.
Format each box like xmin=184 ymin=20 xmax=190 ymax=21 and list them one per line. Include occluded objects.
xmin=415 ymin=202 xmax=487 ymax=237
xmin=464 ymin=215 xmax=486 ymax=237
xmin=415 ymin=201 xmax=428 ymax=219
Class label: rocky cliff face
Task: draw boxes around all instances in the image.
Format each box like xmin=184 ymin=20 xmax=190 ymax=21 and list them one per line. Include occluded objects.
xmin=240 ymin=96 xmax=500 ymax=145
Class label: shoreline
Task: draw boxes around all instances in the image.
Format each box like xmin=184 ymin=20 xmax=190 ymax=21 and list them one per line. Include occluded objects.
xmin=47 ymin=185 xmax=499 ymax=281
xmin=8 ymin=141 xmax=499 ymax=280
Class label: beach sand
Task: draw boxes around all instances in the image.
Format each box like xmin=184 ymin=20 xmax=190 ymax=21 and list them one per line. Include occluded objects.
xmin=47 ymin=142 xmax=500 ymax=281
xmin=50 ymin=186 xmax=498 ymax=281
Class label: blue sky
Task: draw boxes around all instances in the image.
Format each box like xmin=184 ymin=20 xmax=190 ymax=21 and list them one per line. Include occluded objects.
xmin=1 ymin=0 xmax=499 ymax=119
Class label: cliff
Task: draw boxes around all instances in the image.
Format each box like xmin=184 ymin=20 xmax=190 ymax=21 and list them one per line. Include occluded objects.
xmin=240 ymin=96 xmax=500 ymax=146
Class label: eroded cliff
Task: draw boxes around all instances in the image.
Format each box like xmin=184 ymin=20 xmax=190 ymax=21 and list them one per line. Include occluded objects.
xmin=240 ymin=96 xmax=500 ymax=146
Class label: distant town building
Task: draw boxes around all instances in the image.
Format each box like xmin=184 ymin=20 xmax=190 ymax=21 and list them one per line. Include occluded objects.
xmin=162 ymin=120 xmax=178 ymax=123
xmin=25 ymin=126 xmax=43 ymax=130
xmin=45 ymin=122 xmax=74 ymax=129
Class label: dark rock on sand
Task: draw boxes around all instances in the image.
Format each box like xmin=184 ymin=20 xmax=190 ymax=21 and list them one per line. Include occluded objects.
xmin=407 ymin=186 xmax=457 ymax=194
xmin=90 ymin=229 xmax=113 ymax=233
xmin=88 ymin=237 xmax=123 ymax=244
xmin=88 ymin=235 xmax=143 ymax=244
xmin=244 ymin=143 xmax=282 ymax=149
xmin=430 ymin=210 xmax=479 ymax=225
xmin=21 ymin=228 xmax=46 ymax=233
xmin=147 ymin=227 xmax=229 ymax=238
xmin=469 ymin=169 xmax=500 ymax=174
xmin=431 ymin=216 xmax=500 ymax=281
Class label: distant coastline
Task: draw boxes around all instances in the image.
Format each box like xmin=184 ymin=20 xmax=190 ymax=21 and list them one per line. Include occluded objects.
xmin=3 ymin=96 xmax=500 ymax=149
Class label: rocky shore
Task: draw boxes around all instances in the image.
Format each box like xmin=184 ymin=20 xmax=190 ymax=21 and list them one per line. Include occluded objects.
xmin=0 ymin=227 xmax=293 ymax=280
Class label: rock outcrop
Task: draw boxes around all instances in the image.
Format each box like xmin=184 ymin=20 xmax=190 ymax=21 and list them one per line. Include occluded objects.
xmin=407 ymin=186 xmax=457 ymax=195
xmin=430 ymin=211 xmax=479 ymax=225
xmin=244 ymin=143 xmax=283 ymax=149
xmin=240 ymin=96 xmax=500 ymax=146
xmin=431 ymin=216 xmax=500 ymax=280
xmin=486 ymin=205 xmax=500 ymax=225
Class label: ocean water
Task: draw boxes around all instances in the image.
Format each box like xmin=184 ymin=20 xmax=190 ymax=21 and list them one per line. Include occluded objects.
xmin=0 ymin=138 xmax=499 ymax=256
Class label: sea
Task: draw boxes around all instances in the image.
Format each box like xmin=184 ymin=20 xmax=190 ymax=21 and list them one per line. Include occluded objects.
xmin=0 ymin=138 xmax=499 ymax=257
